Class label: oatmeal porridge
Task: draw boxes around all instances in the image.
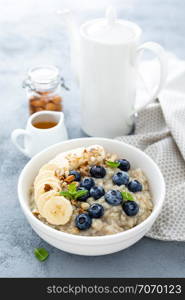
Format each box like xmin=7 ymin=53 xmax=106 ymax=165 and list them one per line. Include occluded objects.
xmin=30 ymin=145 xmax=153 ymax=236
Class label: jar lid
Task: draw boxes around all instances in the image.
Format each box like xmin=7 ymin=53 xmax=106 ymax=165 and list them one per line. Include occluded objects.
xmin=27 ymin=65 xmax=60 ymax=91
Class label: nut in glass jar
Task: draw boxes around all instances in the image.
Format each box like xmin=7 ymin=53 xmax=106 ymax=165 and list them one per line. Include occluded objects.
xmin=23 ymin=65 xmax=69 ymax=115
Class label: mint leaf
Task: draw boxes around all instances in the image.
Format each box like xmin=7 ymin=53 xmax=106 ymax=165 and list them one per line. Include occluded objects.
xmin=106 ymin=160 xmax=120 ymax=168
xmin=74 ymin=190 xmax=88 ymax=200
xmin=60 ymin=182 xmax=87 ymax=200
xmin=68 ymin=182 xmax=77 ymax=194
xmin=121 ymin=191 xmax=134 ymax=201
xmin=60 ymin=191 xmax=72 ymax=199
xmin=34 ymin=248 xmax=49 ymax=262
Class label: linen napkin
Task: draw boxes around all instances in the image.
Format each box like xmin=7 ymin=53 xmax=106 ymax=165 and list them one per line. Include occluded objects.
xmin=116 ymin=54 xmax=185 ymax=241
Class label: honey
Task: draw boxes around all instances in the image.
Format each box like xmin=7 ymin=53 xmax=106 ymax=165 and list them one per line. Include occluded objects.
xmin=32 ymin=121 xmax=58 ymax=129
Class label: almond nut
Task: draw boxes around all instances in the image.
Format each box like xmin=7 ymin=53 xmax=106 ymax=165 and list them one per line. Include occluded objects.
xmin=64 ymin=175 xmax=75 ymax=183
xmin=52 ymin=96 xmax=62 ymax=104
xmin=45 ymin=102 xmax=57 ymax=110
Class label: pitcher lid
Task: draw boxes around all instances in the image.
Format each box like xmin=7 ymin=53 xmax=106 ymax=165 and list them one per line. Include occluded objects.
xmin=81 ymin=7 xmax=141 ymax=44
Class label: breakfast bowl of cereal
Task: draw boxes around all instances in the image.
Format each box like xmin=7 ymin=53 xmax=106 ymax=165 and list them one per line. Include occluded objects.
xmin=18 ymin=138 xmax=165 ymax=255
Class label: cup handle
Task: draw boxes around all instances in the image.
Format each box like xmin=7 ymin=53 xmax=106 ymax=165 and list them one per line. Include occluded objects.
xmin=11 ymin=129 xmax=30 ymax=156
xmin=134 ymin=42 xmax=168 ymax=114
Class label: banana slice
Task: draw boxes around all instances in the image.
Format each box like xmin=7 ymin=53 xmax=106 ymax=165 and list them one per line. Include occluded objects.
xmin=36 ymin=190 xmax=59 ymax=214
xmin=34 ymin=175 xmax=59 ymax=188
xmin=34 ymin=171 xmax=57 ymax=186
xmin=34 ymin=179 xmax=61 ymax=202
xmin=50 ymin=157 xmax=69 ymax=177
xmin=40 ymin=163 xmax=61 ymax=173
xmin=42 ymin=196 xmax=73 ymax=225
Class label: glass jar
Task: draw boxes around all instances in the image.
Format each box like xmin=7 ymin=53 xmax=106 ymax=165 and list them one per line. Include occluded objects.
xmin=23 ymin=65 xmax=68 ymax=115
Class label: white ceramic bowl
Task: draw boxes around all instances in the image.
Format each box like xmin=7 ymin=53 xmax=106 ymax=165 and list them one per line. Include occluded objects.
xmin=18 ymin=138 xmax=165 ymax=256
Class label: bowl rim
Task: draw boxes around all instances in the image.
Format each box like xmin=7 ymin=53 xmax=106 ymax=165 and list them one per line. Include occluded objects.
xmin=18 ymin=137 xmax=165 ymax=243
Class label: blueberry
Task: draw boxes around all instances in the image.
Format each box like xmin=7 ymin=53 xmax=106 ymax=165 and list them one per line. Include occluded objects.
xmin=117 ymin=159 xmax=130 ymax=172
xmin=90 ymin=186 xmax=105 ymax=200
xmin=128 ymin=180 xmax=142 ymax=193
xmin=90 ymin=165 xmax=106 ymax=178
xmin=76 ymin=187 xmax=90 ymax=201
xmin=88 ymin=203 xmax=104 ymax=218
xmin=75 ymin=213 xmax=92 ymax=230
xmin=112 ymin=171 xmax=129 ymax=186
xmin=122 ymin=201 xmax=139 ymax=216
xmin=80 ymin=177 xmax=95 ymax=190
xmin=105 ymin=190 xmax=123 ymax=206
xmin=69 ymin=170 xmax=81 ymax=182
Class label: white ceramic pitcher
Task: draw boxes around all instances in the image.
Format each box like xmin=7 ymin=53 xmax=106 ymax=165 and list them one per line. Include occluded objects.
xmin=11 ymin=111 xmax=68 ymax=157
xmin=61 ymin=7 xmax=167 ymax=137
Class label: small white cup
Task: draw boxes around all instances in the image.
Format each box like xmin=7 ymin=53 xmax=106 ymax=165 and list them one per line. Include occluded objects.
xmin=11 ymin=111 xmax=68 ymax=157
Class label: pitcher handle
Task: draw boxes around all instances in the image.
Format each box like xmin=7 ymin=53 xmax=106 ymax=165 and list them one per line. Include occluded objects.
xmin=11 ymin=129 xmax=30 ymax=156
xmin=134 ymin=42 xmax=168 ymax=114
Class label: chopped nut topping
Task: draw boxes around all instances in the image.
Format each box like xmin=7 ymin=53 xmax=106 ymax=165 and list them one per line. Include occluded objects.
xmin=64 ymin=175 xmax=75 ymax=183
xmin=71 ymin=199 xmax=78 ymax=207
xmin=44 ymin=184 xmax=52 ymax=192
xmin=61 ymin=181 xmax=68 ymax=188
xmin=32 ymin=210 xmax=40 ymax=216
xmin=80 ymin=202 xmax=90 ymax=210
xmin=78 ymin=163 xmax=89 ymax=176
xmin=78 ymin=208 xmax=86 ymax=214
xmin=79 ymin=167 xmax=89 ymax=177
xmin=55 ymin=169 xmax=65 ymax=181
